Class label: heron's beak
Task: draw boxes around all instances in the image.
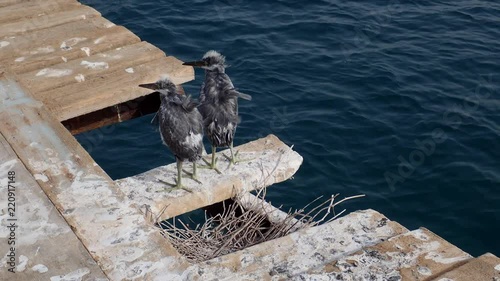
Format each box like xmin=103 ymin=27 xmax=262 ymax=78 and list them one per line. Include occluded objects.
xmin=138 ymin=82 xmax=158 ymax=90
xmin=183 ymin=60 xmax=207 ymax=67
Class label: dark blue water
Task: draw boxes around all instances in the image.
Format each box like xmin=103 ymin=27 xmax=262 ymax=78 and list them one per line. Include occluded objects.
xmin=78 ymin=0 xmax=500 ymax=256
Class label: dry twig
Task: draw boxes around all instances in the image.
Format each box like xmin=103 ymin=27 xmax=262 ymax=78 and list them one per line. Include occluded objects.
xmin=156 ymin=189 xmax=364 ymax=263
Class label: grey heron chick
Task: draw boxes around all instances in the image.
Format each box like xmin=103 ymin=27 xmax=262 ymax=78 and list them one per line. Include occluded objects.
xmin=183 ymin=51 xmax=252 ymax=170
xmin=139 ymin=76 xmax=204 ymax=191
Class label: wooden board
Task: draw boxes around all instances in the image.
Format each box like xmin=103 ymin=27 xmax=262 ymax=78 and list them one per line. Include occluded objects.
xmin=0 ymin=133 xmax=108 ymax=280
xmin=0 ymin=17 xmax=140 ymax=74
xmin=0 ymin=0 xmax=20 ymax=8
xmin=0 ymin=5 xmax=100 ymax=38
xmin=0 ymin=0 xmax=73 ymax=8
xmin=37 ymin=56 xmax=194 ymax=121
xmin=115 ymin=134 xmax=304 ymax=221
xmin=19 ymin=41 xmax=166 ymax=93
xmin=0 ymin=75 xmax=190 ymax=280
xmin=0 ymin=0 xmax=81 ymax=25
xmin=62 ymin=91 xmax=161 ymax=135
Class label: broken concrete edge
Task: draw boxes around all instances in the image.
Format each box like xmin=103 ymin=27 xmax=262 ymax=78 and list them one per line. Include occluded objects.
xmin=291 ymin=227 xmax=473 ymax=281
xmin=428 ymin=252 xmax=500 ymax=281
xmin=180 ymin=209 xmax=409 ymax=280
xmin=115 ymin=134 xmax=304 ymax=221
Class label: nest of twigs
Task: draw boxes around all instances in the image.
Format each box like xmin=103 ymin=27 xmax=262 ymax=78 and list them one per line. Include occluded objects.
xmin=155 ymin=189 xmax=364 ymax=263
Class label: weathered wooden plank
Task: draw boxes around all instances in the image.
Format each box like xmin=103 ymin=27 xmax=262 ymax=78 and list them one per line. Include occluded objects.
xmin=0 ymin=133 xmax=108 ymax=281
xmin=19 ymin=41 xmax=165 ymax=93
xmin=0 ymin=5 xmax=100 ymax=38
xmin=0 ymin=0 xmax=20 ymax=8
xmin=115 ymin=134 xmax=304 ymax=221
xmin=292 ymin=228 xmax=472 ymax=281
xmin=0 ymin=75 xmax=189 ymax=280
xmin=183 ymin=209 xmax=408 ymax=280
xmin=0 ymin=0 xmax=80 ymax=25
xmin=0 ymin=18 xmax=140 ymax=74
xmin=38 ymin=56 xmax=194 ymax=121
xmin=62 ymin=91 xmax=161 ymax=135
xmin=0 ymin=0 xmax=78 ymax=4
xmin=62 ymin=85 xmax=187 ymax=135
xmin=0 ymin=0 xmax=68 ymax=8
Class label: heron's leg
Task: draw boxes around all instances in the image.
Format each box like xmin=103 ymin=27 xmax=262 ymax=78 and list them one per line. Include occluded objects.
xmin=177 ymin=159 xmax=182 ymax=188
xmin=229 ymin=142 xmax=237 ymax=164
xmin=158 ymin=159 xmax=192 ymax=192
xmin=223 ymin=141 xmax=254 ymax=165
xmin=182 ymin=161 xmax=202 ymax=184
xmin=200 ymin=145 xmax=222 ymax=174
xmin=211 ymin=145 xmax=217 ymax=168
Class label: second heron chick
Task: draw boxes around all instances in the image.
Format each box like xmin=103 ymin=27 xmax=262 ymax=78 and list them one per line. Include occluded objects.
xmin=183 ymin=51 xmax=252 ymax=171
xmin=139 ymin=76 xmax=204 ymax=191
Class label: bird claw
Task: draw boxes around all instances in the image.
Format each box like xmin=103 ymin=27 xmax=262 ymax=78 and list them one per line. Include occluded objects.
xmin=223 ymin=150 xmax=253 ymax=166
xmin=181 ymin=169 xmax=202 ymax=184
xmin=157 ymin=179 xmax=193 ymax=193
xmin=200 ymin=158 xmax=222 ymax=174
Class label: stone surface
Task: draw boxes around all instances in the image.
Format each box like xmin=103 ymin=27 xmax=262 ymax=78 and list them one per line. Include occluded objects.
xmin=182 ymin=209 xmax=408 ymax=281
xmin=116 ymin=134 xmax=303 ymax=221
xmin=292 ymin=227 xmax=472 ymax=281
xmin=430 ymin=252 xmax=500 ymax=281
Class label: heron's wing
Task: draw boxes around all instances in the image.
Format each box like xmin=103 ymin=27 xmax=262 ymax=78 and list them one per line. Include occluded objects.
xmin=180 ymin=95 xmax=200 ymax=112
xmin=166 ymin=94 xmax=199 ymax=113
xmin=222 ymin=86 xmax=252 ymax=102
xmin=233 ymin=89 xmax=252 ymax=101
xmin=219 ymin=73 xmax=252 ymax=100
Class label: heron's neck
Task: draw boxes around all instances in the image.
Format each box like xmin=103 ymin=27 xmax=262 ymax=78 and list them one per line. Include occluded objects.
xmin=205 ymin=65 xmax=225 ymax=74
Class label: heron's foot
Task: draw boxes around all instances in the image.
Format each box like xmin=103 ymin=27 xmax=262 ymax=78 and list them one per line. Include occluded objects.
xmin=182 ymin=169 xmax=202 ymax=184
xmin=157 ymin=179 xmax=193 ymax=193
xmin=199 ymin=158 xmax=222 ymax=174
xmin=223 ymin=150 xmax=254 ymax=166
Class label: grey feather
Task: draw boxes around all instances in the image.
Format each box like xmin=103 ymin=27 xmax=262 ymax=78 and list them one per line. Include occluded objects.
xmin=192 ymin=51 xmax=251 ymax=148
xmin=151 ymin=79 xmax=204 ymax=162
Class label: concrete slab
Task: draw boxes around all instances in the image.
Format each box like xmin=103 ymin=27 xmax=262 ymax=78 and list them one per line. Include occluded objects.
xmin=116 ymin=134 xmax=303 ymax=221
xmin=0 ymin=134 xmax=108 ymax=280
xmin=182 ymin=209 xmax=408 ymax=281
xmin=430 ymin=252 xmax=500 ymax=281
xmin=292 ymin=228 xmax=472 ymax=281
